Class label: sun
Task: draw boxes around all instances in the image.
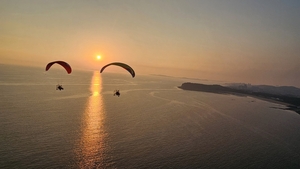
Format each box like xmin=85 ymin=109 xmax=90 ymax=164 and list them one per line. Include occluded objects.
xmin=96 ymin=55 xmax=101 ymax=60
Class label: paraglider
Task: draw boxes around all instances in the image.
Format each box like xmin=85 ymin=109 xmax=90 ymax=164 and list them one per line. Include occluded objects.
xmin=114 ymin=90 xmax=120 ymax=97
xmin=100 ymin=62 xmax=135 ymax=78
xmin=100 ymin=62 xmax=135 ymax=97
xmin=45 ymin=61 xmax=72 ymax=90
xmin=56 ymin=84 xmax=64 ymax=90
xmin=45 ymin=61 xmax=72 ymax=74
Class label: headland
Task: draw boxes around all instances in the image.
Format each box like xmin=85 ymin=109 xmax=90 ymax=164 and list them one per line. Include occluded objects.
xmin=178 ymin=82 xmax=300 ymax=114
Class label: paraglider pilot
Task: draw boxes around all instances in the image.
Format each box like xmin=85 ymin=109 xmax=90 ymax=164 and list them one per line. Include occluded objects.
xmin=114 ymin=90 xmax=120 ymax=97
xmin=56 ymin=84 xmax=64 ymax=91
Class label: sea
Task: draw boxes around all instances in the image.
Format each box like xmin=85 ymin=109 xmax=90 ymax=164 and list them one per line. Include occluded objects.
xmin=1 ymin=64 xmax=300 ymax=169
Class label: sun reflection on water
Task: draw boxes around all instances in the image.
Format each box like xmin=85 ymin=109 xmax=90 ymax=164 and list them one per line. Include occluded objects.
xmin=77 ymin=71 xmax=107 ymax=168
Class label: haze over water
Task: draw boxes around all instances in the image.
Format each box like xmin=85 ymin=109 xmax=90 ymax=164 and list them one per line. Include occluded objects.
xmin=1 ymin=64 xmax=300 ymax=168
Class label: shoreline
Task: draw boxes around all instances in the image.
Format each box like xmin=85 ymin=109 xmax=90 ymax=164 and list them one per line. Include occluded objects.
xmin=178 ymin=83 xmax=300 ymax=114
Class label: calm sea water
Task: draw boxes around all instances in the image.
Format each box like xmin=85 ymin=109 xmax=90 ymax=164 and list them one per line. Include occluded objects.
xmin=1 ymin=64 xmax=300 ymax=169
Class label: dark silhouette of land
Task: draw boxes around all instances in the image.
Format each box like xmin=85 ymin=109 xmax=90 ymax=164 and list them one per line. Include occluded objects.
xmin=179 ymin=82 xmax=300 ymax=114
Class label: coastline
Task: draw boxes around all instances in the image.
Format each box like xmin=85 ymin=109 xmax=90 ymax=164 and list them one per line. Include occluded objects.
xmin=178 ymin=82 xmax=300 ymax=114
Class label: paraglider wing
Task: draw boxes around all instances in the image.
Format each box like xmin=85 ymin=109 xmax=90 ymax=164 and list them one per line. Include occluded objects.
xmin=100 ymin=62 xmax=135 ymax=77
xmin=45 ymin=61 xmax=72 ymax=74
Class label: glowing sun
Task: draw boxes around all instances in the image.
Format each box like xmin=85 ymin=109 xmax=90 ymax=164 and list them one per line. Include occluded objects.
xmin=96 ymin=55 xmax=101 ymax=60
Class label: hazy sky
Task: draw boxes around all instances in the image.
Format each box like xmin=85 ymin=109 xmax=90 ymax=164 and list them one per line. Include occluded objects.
xmin=1 ymin=0 xmax=300 ymax=87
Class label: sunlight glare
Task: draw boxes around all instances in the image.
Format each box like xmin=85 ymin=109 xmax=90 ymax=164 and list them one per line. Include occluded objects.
xmin=76 ymin=71 xmax=107 ymax=168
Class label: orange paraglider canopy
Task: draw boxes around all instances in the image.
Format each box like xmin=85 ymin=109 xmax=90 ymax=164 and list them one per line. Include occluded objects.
xmin=45 ymin=61 xmax=72 ymax=74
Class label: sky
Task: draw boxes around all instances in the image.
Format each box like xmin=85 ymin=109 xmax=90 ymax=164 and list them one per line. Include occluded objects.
xmin=1 ymin=0 xmax=300 ymax=87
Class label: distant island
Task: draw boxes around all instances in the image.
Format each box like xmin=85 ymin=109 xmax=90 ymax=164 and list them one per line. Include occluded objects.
xmin=178 ymin=82 xmax=300 ymax=114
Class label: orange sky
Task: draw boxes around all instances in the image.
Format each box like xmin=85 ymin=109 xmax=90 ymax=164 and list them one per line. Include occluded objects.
xmin=1 ymin=1 xmax=300 ymax=87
